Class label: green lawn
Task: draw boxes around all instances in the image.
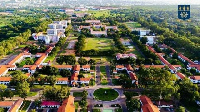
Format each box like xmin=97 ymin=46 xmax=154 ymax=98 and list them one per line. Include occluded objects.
xmin=76 ymin=10 xmax=111 ymax=17
xmin=93 ymin=88 xmax=119 ymax=101
xmin=126 ymin=46 xmax=143 ymax=58
xmin=100 ymin=66 xmax=106 ymax=76
xmin=90 ymin=56 xmax=112 ymax=64
xmin=101 ymin=79 xmax=108 ymax=85
xmin=73 ymin=92 xmax=83 ymax=97
xmin=18 ymin=57 xmax=37 ymax=67
xmin=83 ymin=38 xmax=113 ymax=51
xmin=44 ymin=55 xmax=56 ymax=63
xmin=115 ymin=108 xmax=123 ymax=112
xmin=27 ymin=92 xmax=37 ymax=97
xmin=74 ymin=102 xmax=79 ymax=109
xmin=19 ymin=100 xmax=31 ymax=112
xmin=125 ymin=22 xmax=142 ymax=28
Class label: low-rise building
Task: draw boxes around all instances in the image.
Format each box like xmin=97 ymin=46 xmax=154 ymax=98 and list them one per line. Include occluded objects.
xmin=0 ymin=101 xmax=14 ymax=109
xmin=53 ymin=65 xmax=72 ymax=71
xmin=0 ymin=77 xmax=11 ymax=85
xmin=176 ymin=72 xmax=186 ymax=80
xmin=189 ymin=76 xmax=200 ymax=84
xmin=116 ymin=53 xmax=137 ymax=60
xmin=140 ymin=95 xmax=160 ymax=112
xmin=8 ymin=99 xmax=23 ymax=112
xmin=41 ymin=101 xmax=60 ymax=108
xmin=56 ymin=78 xmax=69 ymax=85
xmin=58 ymin=95 xmax=75 ymax=112
xmin=116 ymin=65 xmax=126 ymax=71
xmin=81 ymin=65 xmax=90 ymax=71
xmin=129 ymin=72 xmax=138 ymax=84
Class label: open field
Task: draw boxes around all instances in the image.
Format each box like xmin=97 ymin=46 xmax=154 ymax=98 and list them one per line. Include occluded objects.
xmin=126 ymin=46 xmax=143 ymax=58
xmin=84 ymin=38 xmax=113 ymax=51
xmin=76 ymin=10 xmax=111 ymax=17
xmin=125 ymin=22 xmax=142 ymax=28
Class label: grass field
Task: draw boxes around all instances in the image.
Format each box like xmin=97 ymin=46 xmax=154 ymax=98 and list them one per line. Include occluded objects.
xmin=126 ymin=46 xmax=143 ymax=58
xmin=125 ymin=22 xmax=142 ymax=28
xmin=76 ymin=10 xmax=110 ymax=17
xmin=93 ymin=88 xmax=119 ymax=101
xmin=83 ymin=38 xmax=113 ymax=51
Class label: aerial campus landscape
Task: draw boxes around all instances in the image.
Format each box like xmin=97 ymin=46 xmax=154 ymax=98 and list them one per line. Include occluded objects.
xmin=0 ymin=0 xmax=200 ymax=112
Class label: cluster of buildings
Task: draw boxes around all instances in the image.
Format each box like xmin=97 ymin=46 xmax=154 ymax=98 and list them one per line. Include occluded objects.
xmin=148 ymin=44 xmax=200 ymax=84
xmin=0 ymin=95 xmax=75 ymax=112
xmin=114 ymin=64 xmax=138 ymax=84
xmin=32 ymin=20 xmax=67 ymax=44
xmin=116 ymin=53 xmax=137 ymax=60
xmin=78 ymin=20 xmax=118 ymax=37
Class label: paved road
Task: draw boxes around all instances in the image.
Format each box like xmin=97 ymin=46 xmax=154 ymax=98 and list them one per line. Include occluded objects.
xmin=105 ymin=65 xmax=112 ymax=86
xmin=95 ymin=65 xmax=101 ymax=85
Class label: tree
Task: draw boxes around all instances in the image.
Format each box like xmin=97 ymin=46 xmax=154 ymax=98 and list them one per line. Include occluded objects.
xmin=47 ymin=76 xmax=57 ymax=86
xmin=64 ymin=55 xmax=76 ymax=65
xmin=178 ymin=78 xmax=199 ymax=102
xmin=88 ymin=59 xmax=96 ymax=65
xmin=43 ymin=86 xmax=69 ymax=101
xmin=140 ymin=37 xmax=148 ymax=44
xmin=126 ymin=99 xmax=140 ymax=111
xmin=60 ymin=69 xmax=71 ymax=77
xmin=17 ymin=81 xmax=30 ymax=100
xmin=0 ymin=84 xmax=7 ymax=101
xmin=0 ymin=108 xmax=4 ymax=112
xmin=78 ymin=57 xmax=87 ymax=65
xmin=175 ymin=106 xmax=185 ymax=112
xmin=190 ymin=68 xmax=197 ymax=74
xmin=4 ymin=89 xmax=14 ymax=99
xmin=56 ymin=56 xmax=64 ymax=65
xmin=27 ymin=77 xmax=35 ymax=87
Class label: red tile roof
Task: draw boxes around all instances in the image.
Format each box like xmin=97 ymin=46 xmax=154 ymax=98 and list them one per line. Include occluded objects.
xmin=8 ymin=53 xmax=23 ymax=65
xmin=126 ymin=65 xmax=133 ymax=71
xmin=85 ymin=20 xmax=100 ymax=23
xmin=0 ymin=77 xmax=11 ymax=81
xmin=176 ymin=72 xmax=186 ymax=79
xmin=189 ymin=65 xmax=200 ymax=71
xmin=155 ymin=100 xmax=173 ymax=106
xmin=34 ymin=54 xmax=47 ymax=65
xmin=0 ymin=66 xmax=8 ymax=76
xmin=73 ymin=65 xmax=80 ymax=71
xmin=189 ymin=76 xmax=200 ymax=80
xmin=146 ymin=45 xmax=156 ymax=53
xmin=53 ymin=65 xmax=72 ymax=69
xmin=58 ymin=95 xmax=75 ymax=112
xmin=129 ymin=72 xmax=138 ymax=80
xmin=82 ymin=65 xmax=90 ymax=69
xmin=57 ymin=78 xmax=68 ymax=81
xmin=178 ymin=53 xmax=195 ymax=65
xmin=116 ymin=65 xmax=125 ymax=69
xmin=80 ymin=78 xmax=90 ymax=81
xmin=9 ymin=99 xmax=23 ymax=112
xmin=140 ymin=95 xmax=160 ymax=112
xmin=71 ymin=73 xmax=79 ymax=81
xmin=0 ymin=101 xmax=14 ymax=107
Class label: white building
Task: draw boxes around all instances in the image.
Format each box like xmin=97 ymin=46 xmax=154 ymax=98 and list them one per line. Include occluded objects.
xmin=81 ymin=65 xmax=90 ymax=71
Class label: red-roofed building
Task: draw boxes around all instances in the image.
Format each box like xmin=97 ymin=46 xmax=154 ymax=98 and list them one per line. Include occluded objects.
xmin=176 ymin=72 xmax=186 ymax=80
xmin=129 ymin=72 xmax=138 ymax=84
xmin=126 ymin=65 xmax=134 ymax=73
xmin=41 ymin=101 xmax=60 ymax=108
xmin=85 ymin=20 xmax=101 ymax=25
xmin=80 ymin=78 xmax=91 ymax=84
xmin=116 ymin=65 xmax=126 ymax=71
xmin=188 ymin=65 xmax=200 ymax=73
xmin=53 ymin=65 xmax=72 ymax=71
xmin=8 ymin=99 xmax=23 ymax=112
xmin=189 ymin=76 xmax=200 ymax=84
xmin=7 ymin=53 xmax=31 ymax=65
xmin=0 ymin=77 xmax=11 ymax=85
xmin=0 ymin=101 xmax=14 ymax=109
xmin=0 ymin=66 xmax=8 ymax=77
xmin=146 ymin=45 xmax=156 ymax=53
xmin=58 ymin=95 xmax=75 ymax=112
xmin=81 ymin=65 xmax=90 ymax=71
xmin=178 ymin=53 xmax=195 ymax=65
xmin=73 ymin=65 xmax=80 ymax=73
xmin=56 ymin=78 xmax=69 ymax=84
xmin=140 ymin=95 xmax=160 ymax=112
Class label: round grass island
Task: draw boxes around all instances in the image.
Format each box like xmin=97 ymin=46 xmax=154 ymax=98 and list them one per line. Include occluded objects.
xmin=93 ymin=88 xmax=119 ymax=101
